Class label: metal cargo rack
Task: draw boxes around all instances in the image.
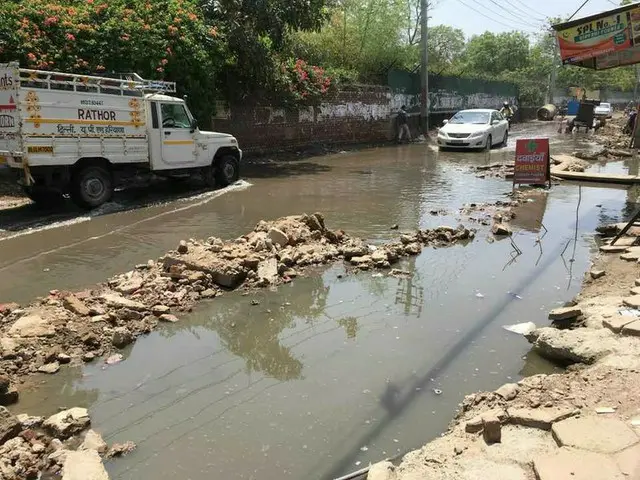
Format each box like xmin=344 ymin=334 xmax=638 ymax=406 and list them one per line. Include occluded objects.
xmin=18 ymin=69 xmax=177 ymax=96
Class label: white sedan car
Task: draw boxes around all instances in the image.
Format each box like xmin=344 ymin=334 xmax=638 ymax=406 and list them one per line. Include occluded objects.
xmin=437 ymin=109 xmax=509 ymax=150
xmin=594 ymin=102 xmax=612 ymax=119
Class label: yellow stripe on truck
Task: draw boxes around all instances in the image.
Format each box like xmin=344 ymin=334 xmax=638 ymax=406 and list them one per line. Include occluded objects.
xmin=27 ymin=146 xmax=53 ymax=153
xmin=163 ymin=140 xmax=194 ymax=145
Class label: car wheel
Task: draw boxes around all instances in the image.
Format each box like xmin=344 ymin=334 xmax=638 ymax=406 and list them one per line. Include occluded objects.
xmin=485 ymin=134 xmax=492 ymax=151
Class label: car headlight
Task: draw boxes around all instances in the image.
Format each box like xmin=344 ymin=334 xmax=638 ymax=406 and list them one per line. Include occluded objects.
xmin=437 ymin=130 xmax=447 ymax=138
xmin=469 ymin=131 xmax=485 ymax=138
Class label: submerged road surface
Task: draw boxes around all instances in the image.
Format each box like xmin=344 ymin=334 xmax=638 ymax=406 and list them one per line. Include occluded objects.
xmin=4 ymin=123 xmax=640 ymax=479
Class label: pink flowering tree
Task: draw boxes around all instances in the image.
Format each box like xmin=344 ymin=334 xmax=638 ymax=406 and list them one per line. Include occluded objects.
xmin=279 ymin=58 xmax=335 ymax=105
xmin=0 ymin=0 xmax=224 ymax=123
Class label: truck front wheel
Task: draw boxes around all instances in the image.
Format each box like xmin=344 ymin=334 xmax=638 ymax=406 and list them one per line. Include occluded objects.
xmin=215 ymin=155 xmax=240 ymax=187
xmin=70 ymin=165 xmax=113 ymax=209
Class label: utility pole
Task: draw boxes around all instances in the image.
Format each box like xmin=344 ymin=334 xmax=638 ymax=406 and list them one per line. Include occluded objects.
xmin=635 ymin=65 xmax=640 ymax=103
xmin=548 ymin=31 xmax=559 ymax=105
xmin=420 ymin=0 xmax=429 ymax=135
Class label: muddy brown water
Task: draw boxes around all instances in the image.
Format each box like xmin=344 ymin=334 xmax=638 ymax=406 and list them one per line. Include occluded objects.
xmin=3 ymin=123 xmax=639 ymax=479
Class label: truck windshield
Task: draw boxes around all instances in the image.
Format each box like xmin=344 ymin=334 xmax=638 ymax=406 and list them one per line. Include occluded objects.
xmin=160 ymin=103 xmax=191 ymax=128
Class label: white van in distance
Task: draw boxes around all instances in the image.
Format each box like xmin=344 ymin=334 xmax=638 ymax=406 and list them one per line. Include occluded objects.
xmin=0 ymin=62 xmax=242 ymax=208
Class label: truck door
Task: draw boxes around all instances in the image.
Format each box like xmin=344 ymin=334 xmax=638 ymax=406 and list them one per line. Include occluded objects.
xmin=159 ymin=102 xmax=196 ymax=166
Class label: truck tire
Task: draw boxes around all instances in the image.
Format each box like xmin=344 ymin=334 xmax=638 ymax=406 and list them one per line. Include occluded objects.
xmin=215 ymin=155 xmax=240 ymax=187
xmin=70 ymin=165 xmax=113 ymax=209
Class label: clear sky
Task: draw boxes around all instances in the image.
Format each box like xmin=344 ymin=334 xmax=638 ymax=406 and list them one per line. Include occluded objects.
xmin=430 ymin=0 xmax=627 ymax=37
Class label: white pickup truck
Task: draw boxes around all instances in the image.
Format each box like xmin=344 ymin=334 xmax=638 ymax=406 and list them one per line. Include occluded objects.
xmin=0 ymin=62 xmax=242 ymax=208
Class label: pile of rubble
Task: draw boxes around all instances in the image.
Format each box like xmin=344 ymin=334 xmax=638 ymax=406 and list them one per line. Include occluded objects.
xmin=458 ymin=190 xmax=539 ymax=237
xmin=0 ymin=405 xmax=132 ymax=480
xmin=473 ymin=163 xmax=514 ymax=180
xmin=0 ymin=214 xmax=476 ymax=404
xmin=573 ymin=147 xmax=634 ymax=161
xmin=593 ymin=116 xmax=632 ymax=151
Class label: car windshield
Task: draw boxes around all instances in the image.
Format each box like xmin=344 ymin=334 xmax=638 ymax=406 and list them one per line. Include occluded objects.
xmin=600 ymin=103 xmax=611 ymax=108
xmin=449 ymin=111 xmax=490 ymax=125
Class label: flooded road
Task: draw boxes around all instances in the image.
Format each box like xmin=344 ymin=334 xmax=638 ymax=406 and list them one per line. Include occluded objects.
xmin=3 ymin=123 xmax=639 ymax=479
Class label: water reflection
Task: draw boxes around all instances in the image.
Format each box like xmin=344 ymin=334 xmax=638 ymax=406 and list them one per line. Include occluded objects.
xmin=203 ymin=274 xmax=330 ymax=381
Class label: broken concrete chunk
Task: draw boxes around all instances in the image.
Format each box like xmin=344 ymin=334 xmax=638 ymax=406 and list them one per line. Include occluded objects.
xmin=257 ymin=258 xmax=278 ymax=282
xmin=482 ymin=414 xmax=501 ymax=444
xmin=80 ymin=430 xmax=108 ymax=455
xmin=508 ymin=407 xmax=578 ymax=430
xmin=0 ymin=386 xmax=19 ymax=406
xmin=114 ymin=276 xmax=144 ymax=295
xmin=623 ymin=296 xmax=640 ymax=309
xmin=62 ymin=294 xmax=91 ymax=316
xmin=590 ymin=270 xmax=605 ymax=279
xmin=152 ymin=305 xmax=170 ymax=315
xmin=552 ymin=416 xmax=639 ymax=454
xmin=600 ymin=245 xmax=628 ymax=253
xmin=112 ymin=327 xmax=134 ymax=348
xmin=492 ymin=223 xmax=512 ymax=236
xmin=621 ymin=319 xmax=640 ymax=337
xmin=495 ymin=383 xmax=519 ymax=401
xmin=38 ymin=362 xmax=61 ymax=374
xmin=525 ymin=327 xmax=616 ymax=365
xmin=100 ymin=293 xmax=146 ymax=311
xmin=268 ymin=228 xmax=289 ymax=247
xmin=44 ymin=408 xmax=90 ymax=439
xmin=159 ymin=314 xmax=179 ymax=323
xmin=8 ymin=314 xmax=55 ymax=338
xmin=61 ymin=450 xmax=109 ymax=480
xmin=177 ymin=240 xmax=189 ymax=254
xmin=367 ymin=461 xmax=397 ymax=480
xmin=534 ymin=448 xmax=625 ymax=480
xmin=603 ymin=316 xmax=637 ymax=334
xmin=0 ymin=406 xmax=21 ymax=445
xmin=548 ymin=307 xmax=582 ymax=321
xmin=16 ymin=414 xmax=43 ymax=429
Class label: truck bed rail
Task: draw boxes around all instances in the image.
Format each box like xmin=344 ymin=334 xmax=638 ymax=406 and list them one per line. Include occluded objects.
xmin=18 ymin=69 xmax=176 ymax=96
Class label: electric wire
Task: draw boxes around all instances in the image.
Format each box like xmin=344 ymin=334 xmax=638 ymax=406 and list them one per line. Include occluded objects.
xmin=568 ymin=0 xmax=591 ymax=21
xmin=501 ymin=0 xmax=547 ymax=22
xmin=481 ymin=0 xmax=548 ymax=28
xmin=455 ymin=0 xmax=538 ymax=32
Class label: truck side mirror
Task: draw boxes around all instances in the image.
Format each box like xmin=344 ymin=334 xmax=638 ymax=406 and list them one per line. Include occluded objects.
xmin=190 ymin=118 xmax=198 ymax=132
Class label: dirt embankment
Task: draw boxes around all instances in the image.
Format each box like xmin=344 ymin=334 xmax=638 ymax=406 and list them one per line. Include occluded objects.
xmin=370 ymin=225 xmax=640 ymax=480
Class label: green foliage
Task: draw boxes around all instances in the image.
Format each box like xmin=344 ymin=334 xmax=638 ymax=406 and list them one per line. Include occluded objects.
xmin=200 ymin=0 xmax=333 ymax=103
xmin=0 ymin=0 xmax=222 ymax=122
xmin=460 ymin=32 xmax=531 ymax=76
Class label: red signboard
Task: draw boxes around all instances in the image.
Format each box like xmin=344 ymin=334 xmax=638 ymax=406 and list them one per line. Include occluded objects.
xmin=514 ymin=138 xmax=550 ymax=186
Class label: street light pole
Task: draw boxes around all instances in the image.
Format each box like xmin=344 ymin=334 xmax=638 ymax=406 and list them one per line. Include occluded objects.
xmin=420 ymin=0 xmax=429 ymax=136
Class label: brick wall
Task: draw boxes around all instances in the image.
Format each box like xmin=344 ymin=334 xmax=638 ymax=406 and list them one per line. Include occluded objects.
xmin=212 ymin=87 xmax=399 ymax=154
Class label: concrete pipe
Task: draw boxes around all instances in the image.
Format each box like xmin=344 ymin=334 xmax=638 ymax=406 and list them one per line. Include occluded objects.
xmin=537 ymin=104 xmax=557 ymax=121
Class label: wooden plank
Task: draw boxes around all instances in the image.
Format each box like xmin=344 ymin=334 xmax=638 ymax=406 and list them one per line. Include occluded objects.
xmin=550 ymin=170 xmax=640 ymax=184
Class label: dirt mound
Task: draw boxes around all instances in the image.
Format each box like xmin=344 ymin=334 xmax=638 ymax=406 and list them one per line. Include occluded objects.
xmin=0 ymin=214 xmax=475 ymax=400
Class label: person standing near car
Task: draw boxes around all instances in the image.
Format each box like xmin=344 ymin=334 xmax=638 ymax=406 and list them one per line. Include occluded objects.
xmin=396 ymin=105 xmax=411 ymax=143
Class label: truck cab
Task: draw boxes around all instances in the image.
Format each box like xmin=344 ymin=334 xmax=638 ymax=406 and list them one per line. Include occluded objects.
xmin=146 ymin=93 xmax=240 ymax=181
